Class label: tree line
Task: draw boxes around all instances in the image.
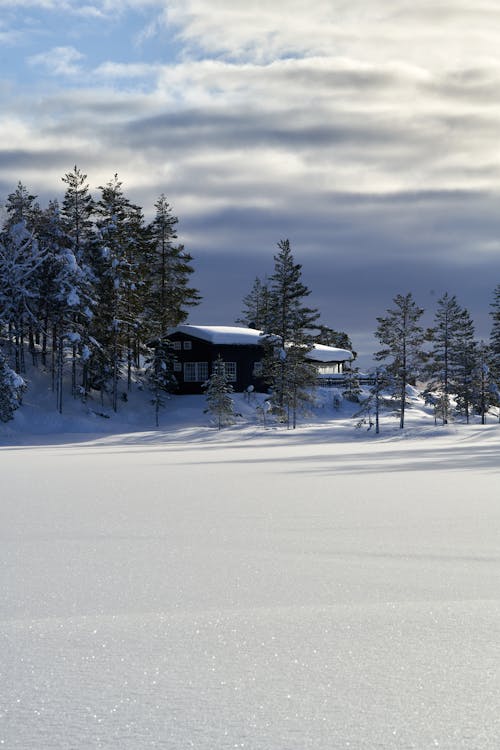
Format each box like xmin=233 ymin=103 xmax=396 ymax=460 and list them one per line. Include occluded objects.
xmin=0 ymin=172 xmax=499 ymax=430
xmin=368 ymin=289 xmax=500 ymax=429
xmin=236 ymin=245 xmax=500 ymax=429
xmin=0 ymin=168 xmax=199 ymax=422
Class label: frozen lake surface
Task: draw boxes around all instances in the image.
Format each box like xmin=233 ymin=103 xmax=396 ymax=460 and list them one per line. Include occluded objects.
xmin=1 ymin=421 xmax=499 ymax=749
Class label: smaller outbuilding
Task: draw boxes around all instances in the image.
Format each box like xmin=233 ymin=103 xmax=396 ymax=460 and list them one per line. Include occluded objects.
xmin=165 ymin=325 xmax=354 ymax=394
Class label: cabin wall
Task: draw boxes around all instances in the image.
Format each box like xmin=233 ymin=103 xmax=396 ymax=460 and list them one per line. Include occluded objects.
xmin=167 ymin=332 xmax=266 ymax=394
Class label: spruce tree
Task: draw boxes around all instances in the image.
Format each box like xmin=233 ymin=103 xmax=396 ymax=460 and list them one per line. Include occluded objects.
xmin=93 ymin=175 xmax=141 ymax=409
xmin=4 ymin=182 xmax=41 ymax=233
xmin=426 ymin=293 xmax=471 ymax=424
xmin=60 ymin=166 xmax=98 ymax=397
xmin=449 ymin=307 xmax=476 ymax=423
xmin=36 ymin=201 xmax=63 ymax=372
xmin=471 ymin=341 xmax=494 ymax=424
xmin=203 ymin=356 xmax=235 ymax=429
xmin=0 ymin=221 xmax=45 ymax=373
xmin=490 ymin=284 xmax=500 ymax=392
xmin=374 ymin=293 xmax=425 ymax=429
xmin=144 ymin=340 xmax=177 ymax=427
xmin=60 ymin=166 xmax=96 ymax=267
xmin=261 ymin=239 xmax=319 ymax=424
xmin=146 ymin=194 xmax=200 ymax=337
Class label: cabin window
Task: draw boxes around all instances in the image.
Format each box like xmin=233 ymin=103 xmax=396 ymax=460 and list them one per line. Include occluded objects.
xmin=253 ymin=361 xmax=263 ymax=377
xmin=183 ymin=341 xmax=192 ymax=350
xmin=173 ymin=361 xmax=182 ymax=372
xmin=172 ymin=341 xmax=181 ymax=350
xmin=184 ymin=362 xmax=208 ymax=382
xmin=224 ymin=362 xmax=237 ymax=382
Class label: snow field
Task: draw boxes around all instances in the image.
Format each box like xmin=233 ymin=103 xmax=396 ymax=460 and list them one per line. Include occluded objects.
xmin=1 ymin=421 xmax=499 ymax=749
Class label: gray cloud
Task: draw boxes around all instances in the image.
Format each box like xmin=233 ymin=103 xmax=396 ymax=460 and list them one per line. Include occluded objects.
xmin=1 ymin=1 xmax=499 ymax=363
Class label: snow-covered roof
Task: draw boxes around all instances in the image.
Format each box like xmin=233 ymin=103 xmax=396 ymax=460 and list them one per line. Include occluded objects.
xmin=307 ymin=343 xmax=353 ymax=363
xmin=171 ymin=325 xmax=353 ymax=361
xmin=171 ymin=325 xmax=264 ymax=345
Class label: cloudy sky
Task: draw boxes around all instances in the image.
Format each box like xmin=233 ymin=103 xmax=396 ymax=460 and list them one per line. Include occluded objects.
xmin=1 ymin=0 xmax=499 ymax=363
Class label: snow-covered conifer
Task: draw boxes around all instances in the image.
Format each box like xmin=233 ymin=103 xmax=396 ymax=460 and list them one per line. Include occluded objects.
xmin=144 ymin=340 xmax=177 ymax=427
xmin=0 ymin=350 xmax=25 ymax=422
xmin=203 ymin=356 xmax=235 ymax=429
xmin=93 ymin=175 xmax=142 ymax=409
xmin=0 ymin=221 xmax=45 ymax=373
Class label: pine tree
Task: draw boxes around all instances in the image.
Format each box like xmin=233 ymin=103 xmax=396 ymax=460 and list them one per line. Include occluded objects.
xmin=490 ymin=284 xmax=500 ymax=393
xmin=60 ymin=166 xmax=98 ymax=397
xmin=237 ymin=276 xmax=271 ymax=329
xmin=449 ymin=307 xmax=476 ymax=423
xmin=374 ymin=293 xmax=425 ymax=429
xmin=426 ymin=293 xmax=472 ymax=424
xmin=471 ymin=341 xmax=494 ymax=424
xmin=4 ymin=183 xmax=43 ymax=365
xmin=313 ymin=324 xmax=355 ymax=355
xmin=4 ymin=182 xmax=41 ymax=233
xmin=0 ymin=221 xmax=45 ymax=373
xmin=60 ymin=166 xmax=96 ymax=265
xmin=203 ymin=356 xmax=235 ymax=429
xmin=146 ymin=194 xmax=200 ymax=338
xmin=92 ymin=175 xmax=141 ymax=409
xmin=261 ymin=239 xmax=319 ymax=424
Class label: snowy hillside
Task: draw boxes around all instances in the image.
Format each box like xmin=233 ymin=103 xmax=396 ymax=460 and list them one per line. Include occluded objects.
xmin=2 ymin=366 xmax=499 ymax=443
xmin=1 ymin=382 xmax=499 ymax=749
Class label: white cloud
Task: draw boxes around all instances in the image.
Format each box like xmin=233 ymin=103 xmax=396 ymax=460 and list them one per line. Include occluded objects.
xmin=28 ymin=46 xmax=85 ymax=76
xmin=2 ymin=1 xmax=500 ymax=346
xmin=161 ymin=0 xmax=500 ymax=66
xmin=94 ymin=61 xmax=158 ymax=79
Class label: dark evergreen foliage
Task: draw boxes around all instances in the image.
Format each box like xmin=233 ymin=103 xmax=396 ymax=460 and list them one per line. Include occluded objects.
xmin=425 ymin=293 xmax=473 ymax=424
xmin=490 ymin=284 xmax=500 ymax=393
xmin=0 ymin=350 xmax=25 ymax=422
xmin=313 ymin=324 xmax=355 ymax=357
xmin=260 ymin=239 xmax=319 ymax=425
xmin=374 ymin=292 xmax=425 ymax=429
xmin=237 ymin=276 xmax=271 ymax=330
xmin=0 ymin=170 xmax=200 ymax=421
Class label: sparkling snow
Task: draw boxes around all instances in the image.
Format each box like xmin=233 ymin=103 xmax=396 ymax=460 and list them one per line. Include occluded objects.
xmin=1 ymin=402 xmax=499 ymax=749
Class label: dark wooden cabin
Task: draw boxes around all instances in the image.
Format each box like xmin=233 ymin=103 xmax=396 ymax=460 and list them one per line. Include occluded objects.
xmin=165 ymin=325 xmax=354 ymax=395
xmin=167 ymin=325 xmax=267 ymax=394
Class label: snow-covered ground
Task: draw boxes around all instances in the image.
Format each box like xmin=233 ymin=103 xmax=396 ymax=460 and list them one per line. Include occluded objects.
xmin=1 ymin=389 xmax=499 ymax=749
